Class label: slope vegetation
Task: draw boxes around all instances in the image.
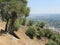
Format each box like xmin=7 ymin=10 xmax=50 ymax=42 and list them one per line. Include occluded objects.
xmin=0 ymin=22 xmax=48 ymax=45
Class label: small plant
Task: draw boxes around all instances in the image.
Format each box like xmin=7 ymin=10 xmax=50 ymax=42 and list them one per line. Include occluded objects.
xmin=38 ymin=22 xmax=45 ymax=28
xmin=27 ymin=20 xmax=34 ymax=26
xmin=42 ymin=29 xmax=52 ymax=39
xmin=57 ymin=39 xmax=60 ymax=45
xmin=51 ymin=34 xmax=60 ymax=45
xmin=37 ymin=28 xmax=53 ymax=39
xmin=13 ymin=18 xmax=21 ymax=31
xmin=46 ymin=40 xmax=58 ymax=45
xmin=26 ymin=26 xmax=36 ymax=39
xmin=36 ymin=22 xmax=46 ymax=31
xmin=38 ymin=29 xmax=45 ymax=38
xmin=22 ymin=18 xmax=26 ymax=25
xmin=50 ymin=34 xmax=57 ymax=41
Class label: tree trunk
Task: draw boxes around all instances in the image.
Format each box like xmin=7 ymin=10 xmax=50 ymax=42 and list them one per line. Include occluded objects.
xmin=5 ymin=20 xmax=9 ymax=32
xmin=7 ymin=19 xmax=14 ymax=33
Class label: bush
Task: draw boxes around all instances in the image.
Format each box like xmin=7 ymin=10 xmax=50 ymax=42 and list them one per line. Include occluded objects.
xmin=38 ymin=22 xmax=45 ymax=28
xmin=37 ymin=28 xmax=53 ymax=39
xmin=36 ymin=22 xmax=46 ymax=31
xmin=57 ymin=39 xmax=60 ymax=45
xmin=50 ymin=34 xmax=57 ymax=41
xmin=38 ymin=29 xmax=45 ymax=38
xmin=46 ymin=32 xmax=60 ymax=45
xmin=13 ymin=18 xmax=21 ymax=31
xmin=26 ymin=26 xmax=36 ymax=39
xmin=27 ymin=20 xmax=34 ymax=26
xmin=36 ymin=28 xmax=52 ymax=39
xmin=43 ymin=29 xmax=53 ymax=39
xmin=36 ymin=30 xmax=45 ymax=39
xmin=22 ymin=18 xmax=26 ymax=25
xmin=52 ymin=34 xmax=60 ymax=45
xmin=46 ymin=40 xmax=58 ymax=45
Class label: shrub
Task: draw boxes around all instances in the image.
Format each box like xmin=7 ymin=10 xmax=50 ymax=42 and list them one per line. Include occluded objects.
xmin=52 ymin=34 xmax=60 ymax=45
xmin=46 ymin=40 xmax=58 ymax=45
xmin=36 ymin=30 xmax=45 ymax=39
xmin=38 ymin=22 xmax=45 ymax=28
xmin=26 ymin=26 xmax=36 ymax=39
xmin=38 ymin=29 xmax=45 ymax=38
xmin=43 ymin=29 xmax=53 ymax=39
xmin=22 ymin=18 xmax=26 ymax=25
xmin=13 ymin=18 xmax=21 ymax=31
xmin=51 ymin=34 xmax=57 ymax=41
xmin=36 ymin=22 xmax=46 ymax=31
xmin=36 ymin=28 xmax=52 ymax=39
xmin=57 ymin=39 xmax=60 ymax=45
xmin=27 ymin=20 xmax=34 ymax=26
xmin=37 ymin=28 xmax=53 ymax=39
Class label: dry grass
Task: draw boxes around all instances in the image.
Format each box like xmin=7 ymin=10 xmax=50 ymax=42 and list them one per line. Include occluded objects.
xmin=0 ymin=22 xmax=48 ymax=45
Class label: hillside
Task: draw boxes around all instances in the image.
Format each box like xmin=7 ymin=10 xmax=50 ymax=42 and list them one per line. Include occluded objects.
xmin=0 ymin=22 xmax=48 ymax=45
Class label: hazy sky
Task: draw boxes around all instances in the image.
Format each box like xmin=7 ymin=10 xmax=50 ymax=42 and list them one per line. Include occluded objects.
xmin=28 ymin=0 xmax=60 ymax=14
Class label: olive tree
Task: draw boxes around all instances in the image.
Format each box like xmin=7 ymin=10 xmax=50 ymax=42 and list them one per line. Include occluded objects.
xmin=0 ymin=0 xmax=30 ymax=38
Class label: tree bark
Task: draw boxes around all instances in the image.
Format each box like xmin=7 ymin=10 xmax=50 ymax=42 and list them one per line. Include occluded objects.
xmin=5 ymin=20 xmax=9 ymax=32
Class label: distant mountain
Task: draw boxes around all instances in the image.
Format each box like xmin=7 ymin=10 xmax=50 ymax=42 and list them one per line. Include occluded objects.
xmin=27 ymin=14 xmax=60 ymax=28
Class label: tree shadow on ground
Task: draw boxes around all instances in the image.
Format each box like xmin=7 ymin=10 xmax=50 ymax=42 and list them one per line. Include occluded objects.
xmin=9 ymin=31 xmax=20 ymax=39
xmin=0 ymin=29 xmax=20 ymax=39
xmin=0 ymin=29 xmax=6 ymax=35
xmin=25 ymin=33 xmax=33 ymax=39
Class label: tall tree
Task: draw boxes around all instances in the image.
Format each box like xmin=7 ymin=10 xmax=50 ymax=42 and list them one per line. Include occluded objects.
xmin=0 ymin=0 xmax=30 ymax=38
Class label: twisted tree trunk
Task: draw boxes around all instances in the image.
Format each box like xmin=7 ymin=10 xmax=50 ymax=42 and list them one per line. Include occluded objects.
xmin=5 ymin=20 xmax=9 ymax=32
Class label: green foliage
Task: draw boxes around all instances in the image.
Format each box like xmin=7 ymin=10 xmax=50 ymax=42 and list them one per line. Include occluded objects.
xmin=38 ymin=22 xmax=46 ymax=28
xmin=50 ymin=34 xmax=60 ymax=45
xmin=46 ymin=40 xmax=58 ymax=45
xmin=37 ymin=22 xmax=45 ymax=28
xmin=0 ymin=0 xmax=4 ymax=3
xmin=0 ymin=0 xmax=30 ymax=21
xmin=27 ymin=20 xmax=34 ymax=26
xmin=46 ymin=31 xmax=60 ymax=45
xmin=26 ymin=26 xmax=36 ymax=39
xmin=50 ymin=34 xmax=57 ymax=41
xmin=0 ymin=0 xmax=30 ymax=32
xmin=36 ymin=29 xmax=45 ymax=39
xmin=25 ymin=7 xmax=30 ymax=17
xmin=44 ymin=29 xmax=53 ymax=38
xmin=38 ymin=29 xmax=45 ymax=37
xmin=36 ymin=22 xmax=46 ymax=31
xmin=22 ymin=18 xmax=26 ymax=25
xmin=13 ymin=18 xmax=21 ymax=31
xmin=37 ymin=28 xmax=53 ymax=39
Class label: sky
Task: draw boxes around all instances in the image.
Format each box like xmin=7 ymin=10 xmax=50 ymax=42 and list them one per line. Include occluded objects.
xmin=28 ymin=0 xmax=60 ymax=14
